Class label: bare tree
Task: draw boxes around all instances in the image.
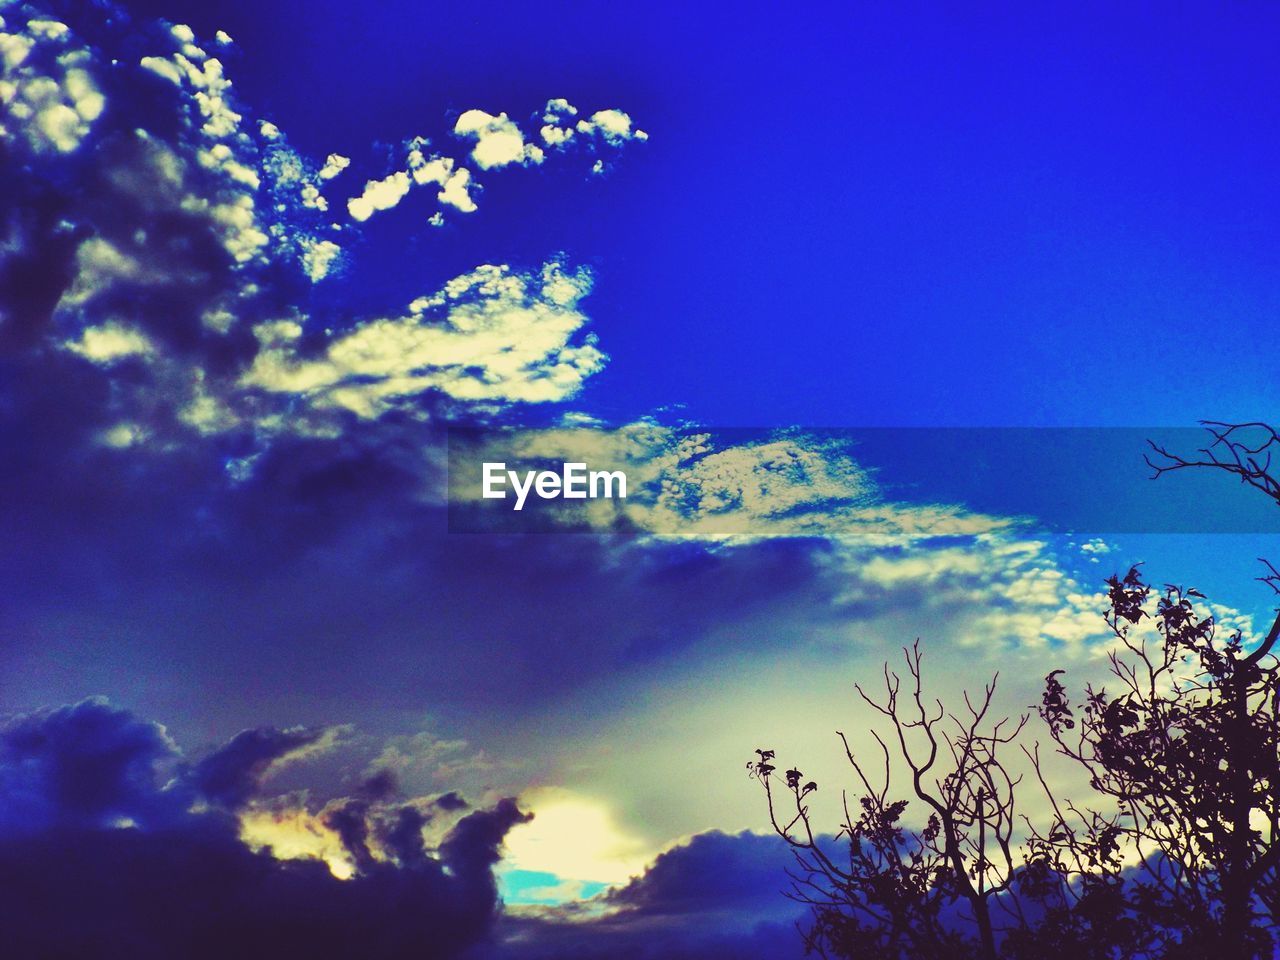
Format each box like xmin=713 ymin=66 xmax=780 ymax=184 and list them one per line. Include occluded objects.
xmin=750 ymin=642 xmax=1028 ymax=960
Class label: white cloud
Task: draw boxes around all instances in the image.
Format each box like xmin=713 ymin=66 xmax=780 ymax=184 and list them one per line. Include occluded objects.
xmin=318 ymin=152 xmax=350 ymax=180
xmin=132 ymin=27 xmax=276 ymax=265
xmin=540 ymin=98 xmax=579 ymax=147
xmin=0 ymin=20 xmax=103 ymax=155
xmin=541 ymin=124 xmax=575 ymax=147
xmin=63 ymin=322 xmax=156 ymax=363
xmin=347 ymin=170 xmax=412 ymax=221
xmin=576 ymin=108 xmax=648 ymax=145
xmin=407 ymin=149 xmax=478 ymax=213
xmin=298 ymin=238 xmax=342 ymax=282
xmin=26 ymin=19 xmax=69 ymax=40
xmin=438 ymin=166 xmax=477 ymax=213
xmin=140 ymin=54 xmax=182 ymax=85
xmin=240 ymin=261 xmax=603 ymax=418
xmin=334 ymin=99 xmax=642 ymax=224
xmin=5 ymin=12 xmax=644 ymax=460
xmin=543 ymin=98 xmax=578 ymax=123
xmin=453 ymin=108 xmax=543 ymax=170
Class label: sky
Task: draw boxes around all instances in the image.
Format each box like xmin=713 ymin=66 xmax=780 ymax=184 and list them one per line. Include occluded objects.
xmin=2 ymin=1 xmax=1280 ymax=957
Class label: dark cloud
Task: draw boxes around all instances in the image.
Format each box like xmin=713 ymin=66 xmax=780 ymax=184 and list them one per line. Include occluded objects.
xmin=0 ymin=698 xmax=530 ymax=958
xmin=0 ymin=4 xmax=267 ymax=369
xmin=487 ymin=831 xmax=806 ymax=960
xmin=435 ymin=790 xmax=470 ymax=811
xmin=358 ymin=766 xmax=401 ymax=801
xmin=604 ymin=829 xmax=795 ymax=916
xmin=190 ymin=725 xmax=327 ymax=809
xmin=0 ymin=697 xmax=188 ymax=835
xmin=381 ymin=803 xmax=432 ymax=865
xmin=0 ymin=817 xmax=523 ymax=960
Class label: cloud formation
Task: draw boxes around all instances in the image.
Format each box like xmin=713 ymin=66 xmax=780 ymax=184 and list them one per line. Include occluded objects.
xmin=0 ymin=698 xmax=531 ymax=958
xmin=339 ymin=98 xmax=649 ymax=224
xmin=455 ymin=109 xmax=545 ymax=170
xmin=539 ymin=98 xmax=648 ymax=152
xmin=241 ymin=261 xmax=603 ymax=421
xmin=489 ymin=831 xmax=805 ymax=959
xmin=0 ymin=3 xmax=636 ymax=493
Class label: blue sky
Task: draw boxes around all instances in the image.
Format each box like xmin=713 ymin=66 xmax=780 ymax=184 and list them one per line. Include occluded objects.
xmin=2 ymin=2 xmax=1279 ymax=957
xmin=120 ymin=0 xmax=1280 ymax=428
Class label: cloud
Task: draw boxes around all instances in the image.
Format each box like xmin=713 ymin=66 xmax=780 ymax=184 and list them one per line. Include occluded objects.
xmin=190 ymin=726 xmax=340 ymax=810
xmin=0 ymin=698 xmax=532 ymax=959
xmin=0 ymin=698 xmax=187 ymax=835
xmin=347 ymin=170 xmax=413 ymax=221
xmin=538 ymin=100 xmax=648 ymax=167
xmin=604 ymin=830 xmax=795 ymax=917
xmin=342 ymin=99 xmax=646 ymax=225
xmin=407 ymin=146 xmax=479 ymax=212
xmin=0 ymin=4 xmax=642 ymax=488
xmin=0 ymin=17 xmax=103 ymax=154
xmin=63 ymin=321 xmax=157 ymax=363
xmin=540 ymin=97 xmax=579 ymax=146
xmin=487 ymin=831 xmax=805 ymax=959
xmin=576 ymin=109 xmax=648 ymax=146
xmin=439 ymin=165 xmax=478 ymax=211
xmin=454 ymin=109 xmax=545 ymax=170
xmin=240 ymin=261 xmax=603 ymax=420
xmin=319 ymin=152 xmax=350 ymax=180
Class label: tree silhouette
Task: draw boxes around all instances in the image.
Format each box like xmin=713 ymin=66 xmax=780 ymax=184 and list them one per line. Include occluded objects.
xmin=750 ymin=422 xmax=1280 ymax=959
xmin=750 ymin=642 xmax=1027 ymax=960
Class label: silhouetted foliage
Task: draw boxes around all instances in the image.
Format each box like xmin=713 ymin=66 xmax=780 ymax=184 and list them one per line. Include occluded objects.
xmin=751 ymin=422 xmax=1280 ymax=959
xmin=750 ymin=643 xmax=1027 ymax=960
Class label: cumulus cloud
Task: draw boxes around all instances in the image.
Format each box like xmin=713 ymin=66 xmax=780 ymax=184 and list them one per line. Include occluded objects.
xmin=539 ymin=99 xmax=648 ymax=154
xmin=439 ymin=165 xmax=479 ymax=211
xmin=489 ymin=831 xmax=805 ymax=959
xmin=341 ymin=99 xmax=646 ymax=224
xmin=0 ymin=698 xmax=531 ymax=959
xmin=0 ymin=1 xmax=341 ymax=392
xmin=342 ymin=147 xmax=476 ymax=223
xmin=539 ymin=97 xmax=579 ymax=146
xmin=63 ymin=321 xmax=157 ymax=363
xmin=576 ymin=109 xmax=648 ymax=145
xmin=0 ymin=2 xmax=652 ymax=487
xmin=454 ymin=109 xmax=545 ymax=169
xmin=0 ymin=699 xmax=187 ymax=835
xmin=347 ymin=170 xmax=413 ymax=221
xmin=408 ymin=145 xmax=479 ymax=212
xmin=0 ymin=17 xmax=103 ymax=154
xmin=537 ymin=99 xmax=649 ymax=182
xmin=318 ymin=152 xmax=350 ymax=180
